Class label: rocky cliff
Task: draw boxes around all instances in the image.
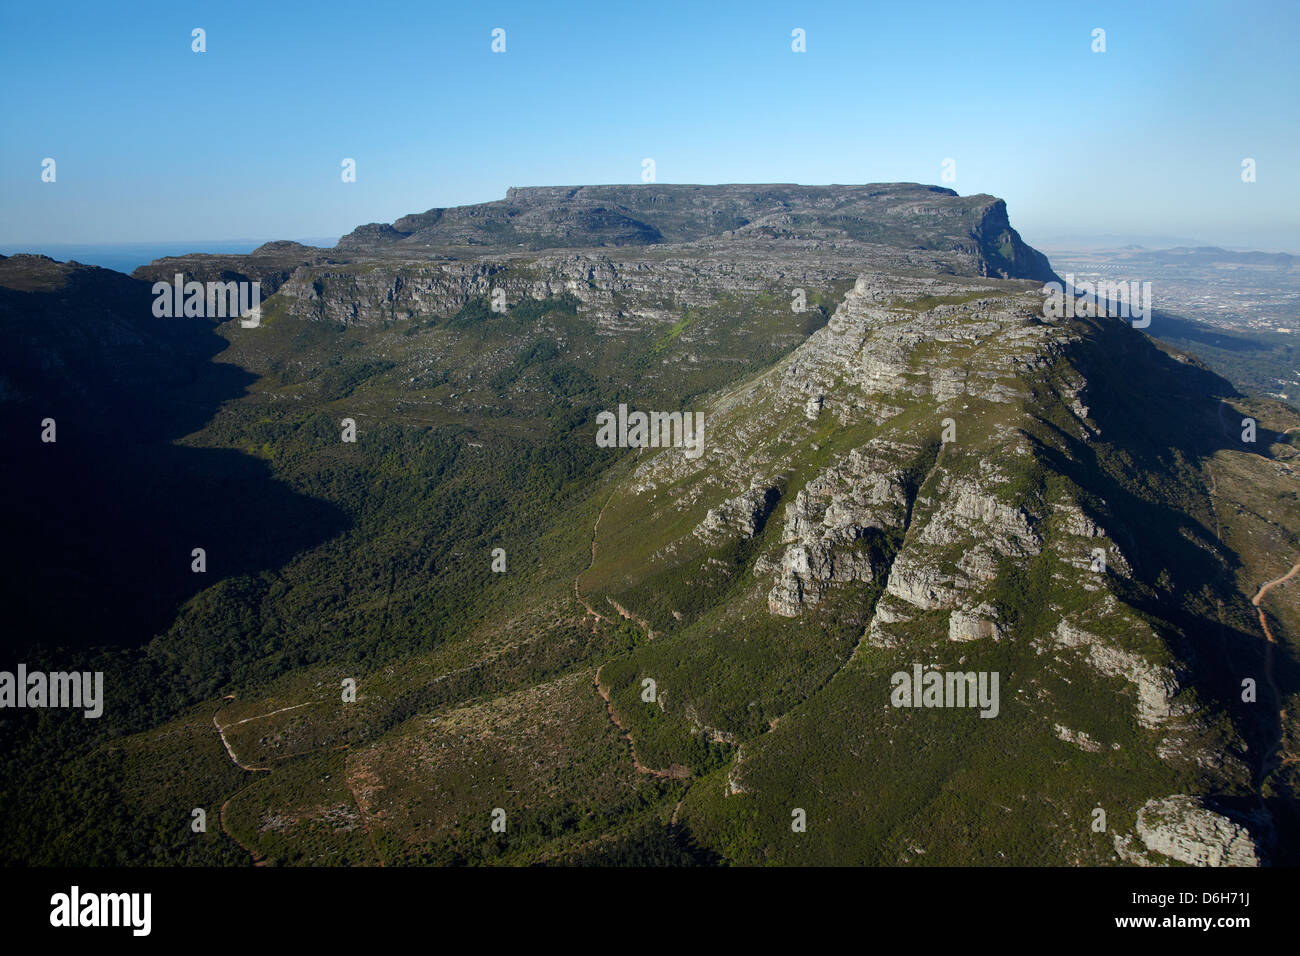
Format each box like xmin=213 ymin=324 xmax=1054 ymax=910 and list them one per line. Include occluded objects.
xmin=580 ymin=266 xmax=1294 ymax=865
xmin=332 ymin=182 xmax=1058 ymax=279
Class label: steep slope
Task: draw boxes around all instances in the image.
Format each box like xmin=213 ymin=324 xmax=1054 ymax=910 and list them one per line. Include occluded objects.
xmin=580 ymin=274 xmax=1298 ymax=865
xmin=0 ymin=255 xmax=346 ymax=651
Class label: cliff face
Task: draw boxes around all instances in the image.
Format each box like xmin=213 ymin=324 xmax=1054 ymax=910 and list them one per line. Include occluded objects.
xmin=167 ymin=184 xmax=1059 ymax=331
xmin=971 ymin=199 xmax=1059 ymax=282
xmin=267 ymin=248 xmax=883 ymax=329
xmin=131 ymin=241 xmax=337 ymax=298
xmin=328 ymin=182 xmax=1059 ymax=280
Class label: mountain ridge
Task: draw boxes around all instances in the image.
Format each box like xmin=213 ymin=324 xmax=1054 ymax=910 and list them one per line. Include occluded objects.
xmin=326 ymin=183 xmax=1059 ymax=284
xmin=2 ymin=187 xmax=1296 ymax=868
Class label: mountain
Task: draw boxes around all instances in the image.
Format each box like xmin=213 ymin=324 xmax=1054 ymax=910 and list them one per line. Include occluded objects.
xmin=329 ymin=183 xmax=1059 ymax=280
xmin=1048 ymin=244 xmax=1299 ymax=270
xmin=1 ymin=186 xmax=1295 ymax=868
xmin=580 ymin=274 xmax=1296 ymax=864
xmin=1140 ymin=247 xmax=1298 ymax=268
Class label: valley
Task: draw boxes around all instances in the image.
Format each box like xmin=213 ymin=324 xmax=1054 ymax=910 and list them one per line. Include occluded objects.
xmin=1 ymin=184 xmax=1296 ymax=868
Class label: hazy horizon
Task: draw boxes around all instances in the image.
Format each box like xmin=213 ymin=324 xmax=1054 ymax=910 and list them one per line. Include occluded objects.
xmin=4 ymin=218 xmax=1298 ymax=274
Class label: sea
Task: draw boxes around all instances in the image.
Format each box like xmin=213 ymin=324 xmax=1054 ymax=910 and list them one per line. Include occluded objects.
xmin=0 ymin=239 xmax=339 ymax=276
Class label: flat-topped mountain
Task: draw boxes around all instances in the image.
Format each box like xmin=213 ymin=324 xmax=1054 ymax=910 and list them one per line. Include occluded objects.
xmin=127 ymin=184 xmax=1058 ymax=333
xmin=332 ymin=182 xmax=1059 ymax=283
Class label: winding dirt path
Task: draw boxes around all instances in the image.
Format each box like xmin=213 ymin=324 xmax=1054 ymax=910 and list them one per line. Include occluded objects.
xmin=579 ymin=490 xmax=689 ymax=783
xmin=1252 ymin=562 xmax=1300 ymax=769
xmin=1252 ymin=563 xmax=1300 ymax=645
xmin=594 ymin=664 xmax=689 ymax=779
xmin=670 ymin=797 xmax=686 ymax=827
xmin=1209 ymin=402 xmax=1300 ymax=777
xmin=342 ymin=759 xmax=385 ymax=866
xmin=575 ymin=493 xmax=656 ymax=639
xmin=213 ymin=703 xmax=389 ymax=865
xmin=214 ymin=700 xmax=363 ymax=864
xmin=213 ymin=705 xmax=289 ymax=863
xmin=605 ymin=597 xmax=657 ymax=640
xmin=573 ymin=580 xmax=604 ymax=625
xmin=574 ymin=495 xmax=613 ymax=630
xmin=218 ymin=787 xmax=267 ymax=866
xmin=213 ymin=701 xmax=318 ymax=769
xmin=213 ymin=709 xmax=276 ymax=773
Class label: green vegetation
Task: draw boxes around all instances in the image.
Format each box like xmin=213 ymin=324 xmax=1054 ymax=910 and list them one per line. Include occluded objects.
xmin=0 ymin=282 xmax=843 ymax=865
xmin=2 ymin=240 xmax=1294 ymax=868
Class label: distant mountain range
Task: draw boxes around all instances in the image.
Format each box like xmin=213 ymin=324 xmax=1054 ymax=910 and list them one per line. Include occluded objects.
xmin=1106 ymin=246 xmax=1298 ymax=267
xmin=1042 ymin=241 xmax=1299 ymax=265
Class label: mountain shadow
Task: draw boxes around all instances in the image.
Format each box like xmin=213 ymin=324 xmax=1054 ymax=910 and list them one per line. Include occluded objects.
xmin=1044 ymin=312 xmax=1299 ymax=859
xmin=0 ymin=255 xmax=349 ymax=654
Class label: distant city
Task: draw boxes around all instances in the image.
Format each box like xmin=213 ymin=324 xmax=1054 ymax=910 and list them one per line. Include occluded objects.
xmin=1043 ymin=245 xmax=1299 ymax=407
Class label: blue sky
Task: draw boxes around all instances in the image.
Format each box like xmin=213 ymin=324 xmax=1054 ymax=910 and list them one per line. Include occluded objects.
xmin=2 ymin=0 xmax=1297 ymax=250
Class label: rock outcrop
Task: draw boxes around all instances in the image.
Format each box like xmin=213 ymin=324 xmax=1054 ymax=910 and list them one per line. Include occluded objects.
xmin=1045 ymin=621 xmax=1183 ymax=729
xmin=765 ymin=439 xmax=913 ymax=615
xmin=1116 ymin=796 xmax=1269 ymax=867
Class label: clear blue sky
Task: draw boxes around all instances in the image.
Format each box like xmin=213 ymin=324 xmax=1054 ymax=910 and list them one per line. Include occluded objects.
xmin=2 ymin=0 xmax=1297 ymax=250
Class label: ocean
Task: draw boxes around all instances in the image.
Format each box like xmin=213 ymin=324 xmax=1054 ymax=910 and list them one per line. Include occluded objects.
xmin=0 ymin=239 xmax=339 ymax=276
